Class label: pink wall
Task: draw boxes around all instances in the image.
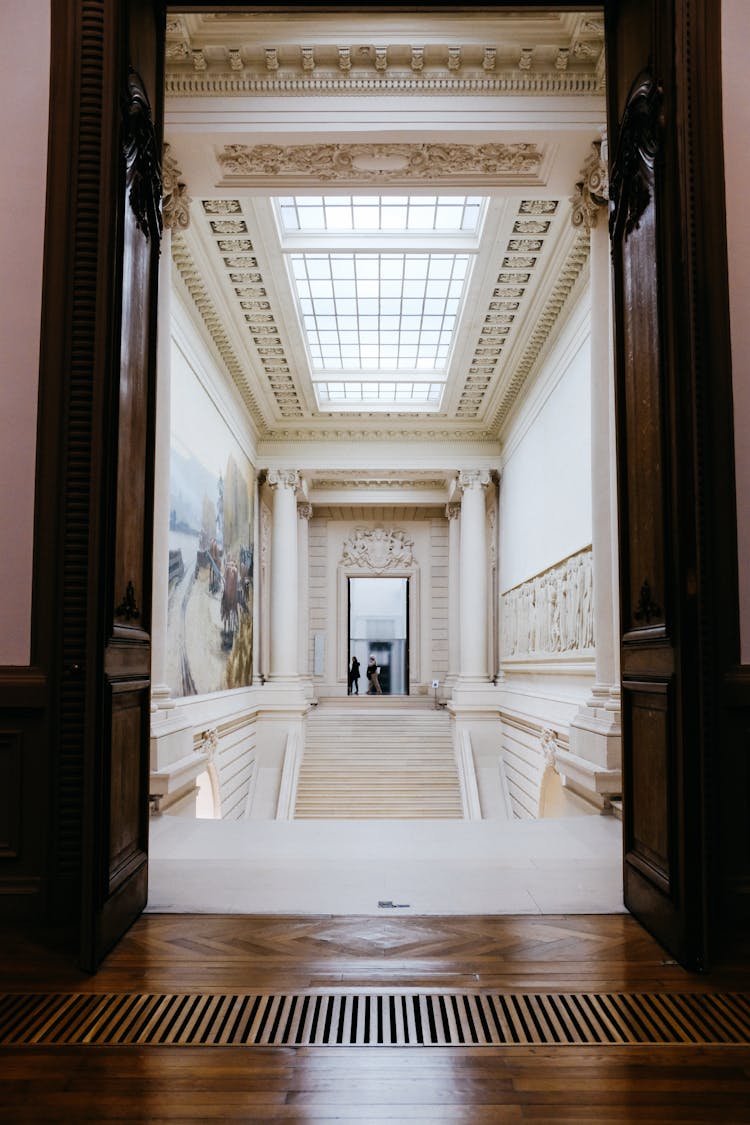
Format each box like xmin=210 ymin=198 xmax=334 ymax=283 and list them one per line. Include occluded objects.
xmin=722 ymin=0 xmax=750 ymax=663
xmin=0 ymin=3 xmax=50 ymax=664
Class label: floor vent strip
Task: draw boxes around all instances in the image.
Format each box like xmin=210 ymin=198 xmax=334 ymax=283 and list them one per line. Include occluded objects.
xmin=1 ymin=991 xmax=749 ymax=1048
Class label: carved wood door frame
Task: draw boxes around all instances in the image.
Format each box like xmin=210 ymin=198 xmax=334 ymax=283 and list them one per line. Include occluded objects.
xmin=38 ymin=0 xmax=737 ymax=968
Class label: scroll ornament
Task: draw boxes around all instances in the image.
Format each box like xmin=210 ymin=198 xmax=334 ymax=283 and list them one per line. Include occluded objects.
xmin=122 ymin=67 xmax=162 ymax=242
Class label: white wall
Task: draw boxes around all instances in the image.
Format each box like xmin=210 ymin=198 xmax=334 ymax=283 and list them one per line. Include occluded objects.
xmin=498 ymin=310 xmax=592 ymax=593
xmin=722 ymin=0 xmax=750 ymax=663
xmin=0 ymin=2 xmax=50 ymax=664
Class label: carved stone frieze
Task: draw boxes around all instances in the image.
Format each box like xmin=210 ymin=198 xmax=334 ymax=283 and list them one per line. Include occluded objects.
xmin=215 ymin=142 xmax=545 ymax=186
xmin=162 ymin=143 xmax=191 ymax=231
xmin=501 ymin=547 xmax=594 ymax=658
xmin=340 ymin=527 xmax=415 ymax=572
xmin=570 ymin=137 xmax=609 ymax=231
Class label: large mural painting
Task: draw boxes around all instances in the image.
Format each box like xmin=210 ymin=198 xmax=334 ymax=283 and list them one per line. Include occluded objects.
xmin=166 ymin=352 xmax=254 ymax=697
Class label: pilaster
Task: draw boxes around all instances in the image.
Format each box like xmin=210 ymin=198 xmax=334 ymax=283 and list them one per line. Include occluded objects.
xmin=567 ymin=136 xmax=622 ymax=796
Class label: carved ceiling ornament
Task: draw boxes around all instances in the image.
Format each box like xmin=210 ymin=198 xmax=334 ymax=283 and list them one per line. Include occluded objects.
xmin=162 ymin=143 xmax=192 ymax=231
xmin=570 ymin=137 xmax=609 ymax=231
xmin=216 ymin=142 xmax=545 ymax=185
xmin=340 ymin=527 xmax=415 ymax=572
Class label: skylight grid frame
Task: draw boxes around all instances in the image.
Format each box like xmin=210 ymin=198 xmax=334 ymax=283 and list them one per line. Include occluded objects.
xmin=290 ymin=252 xmax=471 ymax=373
xmin=278 ymin=195 xmax=485 ymax=235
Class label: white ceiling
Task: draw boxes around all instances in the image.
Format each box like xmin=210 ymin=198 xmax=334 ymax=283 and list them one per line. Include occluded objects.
xmin=164 ymin=7 xmax=605 ymax=466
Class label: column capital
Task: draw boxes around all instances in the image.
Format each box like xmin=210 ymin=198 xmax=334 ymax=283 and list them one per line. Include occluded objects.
xmin=297 ymin=501 xmax=313 ymax=521
xmin=266 ymin=469 xmax=300 ymax=492
xmin=162 ymin=142 xmax=192 ymax=231
xmin=570 ymin=136 xmax=609 ymax=232
xmin=456 ymin=469 xmax=491 ymax=493
xmin=446 ymin=501 xmax=461 ymax=520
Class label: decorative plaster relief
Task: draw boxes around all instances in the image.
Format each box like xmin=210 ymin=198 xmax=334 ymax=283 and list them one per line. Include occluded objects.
xmin=215 ymin=142 xmax=545 ymax=186
xmin=570 ymin=138 xmax=609 ymax=231
xmin=340 ymin=527 xmax=415 ymax=572
xmin=501 ymin=547 xmax=594 ymax=658
xmin=162 ymin=143 xmax=192 ymax=231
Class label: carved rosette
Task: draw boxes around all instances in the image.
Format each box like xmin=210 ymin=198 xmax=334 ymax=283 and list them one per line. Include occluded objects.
xmin=609 ymin=71 xmax=663 ymax=242
xmin=340 ymin=527 xmax=415 ymax=573
xmin=122 ymin=67 xmax=162 ymax=242
xmin=162 ymin=142 xmax=192 ymax=231
xmin=297 ymin=502 xmax=313 ymax=522
xmin=570 ymin=137 xmax=609 ymax=231
xmin=266 ymin=469 xmax=300 ymax=492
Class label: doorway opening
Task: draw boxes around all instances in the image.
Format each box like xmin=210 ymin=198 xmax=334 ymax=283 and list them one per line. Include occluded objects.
xmin=349 ymin=576 xmax=409 ymax=695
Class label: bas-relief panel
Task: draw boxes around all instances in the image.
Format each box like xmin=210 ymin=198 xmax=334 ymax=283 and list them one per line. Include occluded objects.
xmin=166 ymin=357 xmax=254 ymax=697
xmin=501 ymin=546 xmax=593 ymax=659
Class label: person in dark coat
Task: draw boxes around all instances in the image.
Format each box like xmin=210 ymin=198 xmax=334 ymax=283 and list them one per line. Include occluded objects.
xmin=348 ymin=656 xmax=361 ymax=695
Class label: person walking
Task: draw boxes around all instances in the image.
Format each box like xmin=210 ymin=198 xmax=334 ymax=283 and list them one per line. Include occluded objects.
xmin=366 ymin=655 xmax=382 ymax=694
xmin=348 ymin=655 xmax=361 ymax=695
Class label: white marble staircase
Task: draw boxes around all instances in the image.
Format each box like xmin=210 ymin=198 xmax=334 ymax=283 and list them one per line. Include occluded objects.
xmin=294 ymin=700 xmax=464 ymax=819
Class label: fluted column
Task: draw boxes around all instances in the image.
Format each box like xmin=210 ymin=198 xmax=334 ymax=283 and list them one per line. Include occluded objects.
xmin=151 ymin=146 xmax=192 ymax=712
xmin=297 ymin=502 xmax=312 ymax=679
xmin=267 ymin=469 xmax=300 ymax=680
xmin=445 ymin=501 xmax=461 ymax=690
xmin=457 ymin=470 xmax=491 ymax=681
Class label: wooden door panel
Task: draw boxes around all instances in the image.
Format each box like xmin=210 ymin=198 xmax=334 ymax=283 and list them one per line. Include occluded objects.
xmin=624 ymin=681 xmax=672 ymax=894
xmin=608 ymin=0 xmax=709 ymax=968
xmin=108 ymin=684 xmax=149 ymax=892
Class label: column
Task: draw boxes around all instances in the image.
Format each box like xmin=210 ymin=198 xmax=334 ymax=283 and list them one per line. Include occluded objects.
xmin=297 ymin=502 xmax=313 ymax=681
xmin=457 ymin=470 xmax=491 ymax=681
xmin=567 ymin=136 xmax=622 ymax=791
xmin=267 ymin=469 xmax=300 ymax=680
xmin=151 ymin=145 xmax=192 ymax=713
xmin=445 ymin=501 xmax=461 ymax=691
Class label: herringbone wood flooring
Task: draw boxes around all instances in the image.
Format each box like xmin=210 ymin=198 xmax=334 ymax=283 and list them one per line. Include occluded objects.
xmin=0 ymin=914 xmax=749 ymax=1122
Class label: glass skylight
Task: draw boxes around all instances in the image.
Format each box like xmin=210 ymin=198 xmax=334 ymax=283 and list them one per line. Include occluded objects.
xmin=278 ymin=195 xmax=484 ymax=235
xmin=289 ymin=252 xmax=470 ymax=372
xmin=274 ymin=194 xmax=487 ymax=412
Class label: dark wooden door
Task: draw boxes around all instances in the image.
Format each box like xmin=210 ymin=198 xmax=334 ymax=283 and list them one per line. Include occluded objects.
xmin=606 ymin=0 xmax=729 ymax=969
xmin=79 ymin=0 xmax=164 ymax=970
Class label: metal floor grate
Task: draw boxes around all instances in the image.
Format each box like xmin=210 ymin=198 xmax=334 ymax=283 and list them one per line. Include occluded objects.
xmin=1 ymin=991 xmax=750 ymax=1048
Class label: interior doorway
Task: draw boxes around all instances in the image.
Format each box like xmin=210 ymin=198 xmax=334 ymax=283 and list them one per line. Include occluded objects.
xmin=349 ymin=577 xmax=409 ymax=695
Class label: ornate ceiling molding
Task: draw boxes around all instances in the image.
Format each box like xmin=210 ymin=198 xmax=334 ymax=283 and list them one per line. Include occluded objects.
xmin=313 ymin=478 xmax=448 ymax=491
xmin=261 ymin=426 xmax=497 ymax=443
xmin=456 ymin=200 xmax=559 ymax=420
xmin=215 ymin=142 xmax=546 ymax=187
xmin=171 ymin=230 xmax=269 ymax=436
xmin=166 ymin=72 xmax=603 ymax=99
xmin=490 ymin=230 xmax=590 ymax=432
xmin=198 ymin=199 xmax=304 ymax=421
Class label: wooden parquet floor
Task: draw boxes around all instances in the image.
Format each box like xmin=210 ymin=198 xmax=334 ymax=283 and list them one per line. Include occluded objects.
xmin=0 ymin=913 xmax=749 ymax=1123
